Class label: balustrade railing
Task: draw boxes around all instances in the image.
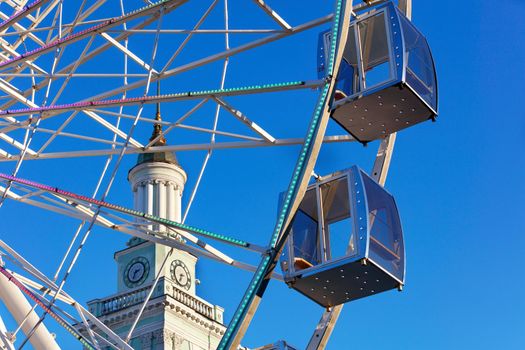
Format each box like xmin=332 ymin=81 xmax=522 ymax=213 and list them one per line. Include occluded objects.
xmin=88 ymin=280 xmax=222 ymax=323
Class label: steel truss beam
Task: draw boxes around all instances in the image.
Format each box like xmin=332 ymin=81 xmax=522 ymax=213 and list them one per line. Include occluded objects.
xmin=213 ymin=97 xmax=275 ymax=143
xmin=0 ymin=80 xmax=320 ymax=118
xmin=252 ymin=0 xmax=292 ymax=31
xmin=0 ymin=4 xmax=166 ymax=111
xmin=0 ymin=181 xmax=282 ymax=281
xmin=0 ymin=0 xmax=49 ymax=33
xmin=0 ymin=0 xmax=188 ymax=71
xmin=0 ymin=135 xmax=354 ymax=162
xmin=85 ymin=14 xmax=333 ymax=103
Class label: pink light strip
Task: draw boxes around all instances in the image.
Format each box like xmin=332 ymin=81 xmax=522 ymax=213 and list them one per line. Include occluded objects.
xmin=0 ymin=0 xmax=180 ymax=71
xmin=0 ymin=266 xmax=96 ymax=349
xmin=0 ymin=172 xmax=249 ymax=247
xmin=0 ymin=0 xmax=47 ymax=32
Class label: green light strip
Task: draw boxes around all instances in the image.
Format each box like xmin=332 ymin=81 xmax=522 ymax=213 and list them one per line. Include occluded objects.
xmin=143 ymin=214 xmax=248 ymax=246
xmin=185 ymin=81 xmax=305 ymax=96
xmin=217 ymin=1 xmax=347 ymax=348
xmin=0 ymin=81 xmax=308 ymax=118
xmin=71 ymin=196 xmax=249 ymax=247
xmin=0 ymin=172 xmax=249 ymax=248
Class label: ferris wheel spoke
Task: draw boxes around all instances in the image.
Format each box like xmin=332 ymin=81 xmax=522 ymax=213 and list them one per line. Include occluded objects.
xmin=0 ymin=0 xmax=187 ymax=72
xmin=0 ymin=18 xmax=117 ymax=39
xmin=0 ymin=134 xmax=354 ymax=162
xmin=177 ymin=124 xmax=265 ymax=142
xmin=0 ymin=80 xmax=317 ymax=154
xmin=252 ymin=0 xmax=292 ymax=31
xmin=0 ymin=0 xmax=49 ymax=35
xmin=213 ymin=97 xmax=276 ymax=143
xmin=1 ymin=180 xmax=272 ymax=280
xmin=144 ymin=98 xmax=208 ymax=147
xmin=48 ymin=35 xmax=96 ymax=106
xmin=36 ymin=126 xmax=126 ymax=148
xmin=34 ymin=110 xmax=75 ymax=154
xmin=0 ymin=0 xmax=52 ymax=47
xmin=0 ymin=9 xmax=166 ymax=112
xmin=0 ymin=80 xmax=319 ymax=120
xmin=0 ymin=132 xmax=36 ymax=155
xmin=160 ymin=0 xmax=219 ymax=74
xmin=90 ymin=14 xmax=332 ymax=102
xmin=107 ymin=28 xmax=285 ymax=35
xmin=100 ymin=32 xmax=158 ymax=74
xmin=0 ymin=0 xmax=64 ymax=81
xmin=83 ymin=110 xmax=143 ymax=148
xmin=0 ymin=106 xmax=268 ymax=155
xmin=0 ymin=46 xmax=48 ymax=76
xmin=0 ymin=153 xmax=258 ymax=266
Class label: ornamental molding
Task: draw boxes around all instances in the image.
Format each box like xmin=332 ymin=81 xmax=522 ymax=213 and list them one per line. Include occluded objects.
xmin=94 ymin=295 xmax=225 ymax=336
xmin=128 ymin=162 xmax=187 ymax=187
xmin=132 ymin=179 xmax=183 ymax=192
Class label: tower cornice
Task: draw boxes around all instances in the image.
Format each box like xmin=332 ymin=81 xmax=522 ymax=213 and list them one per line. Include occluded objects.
xmin=128 ymin=160 xmax=187 ymax=191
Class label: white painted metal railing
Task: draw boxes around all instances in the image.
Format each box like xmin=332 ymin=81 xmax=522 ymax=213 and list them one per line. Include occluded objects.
xmin=88 ymin=280 xmax=223 ymax=323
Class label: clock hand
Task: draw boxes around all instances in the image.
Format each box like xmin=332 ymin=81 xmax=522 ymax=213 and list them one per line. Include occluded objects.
xmin=180 ymin=274 xmax=188 ymax=284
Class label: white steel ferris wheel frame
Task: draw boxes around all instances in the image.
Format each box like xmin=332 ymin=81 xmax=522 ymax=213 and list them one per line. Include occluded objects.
xmin=0 ymin=0 xmax=413 ymax=349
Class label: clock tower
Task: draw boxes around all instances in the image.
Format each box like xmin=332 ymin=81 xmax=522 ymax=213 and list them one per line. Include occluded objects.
xmin=87 ymin=102 xmax=225 ymax=349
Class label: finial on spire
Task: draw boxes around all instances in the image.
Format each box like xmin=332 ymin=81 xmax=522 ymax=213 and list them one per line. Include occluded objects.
xmin=151 ymin=80 xmax=166 ymax=145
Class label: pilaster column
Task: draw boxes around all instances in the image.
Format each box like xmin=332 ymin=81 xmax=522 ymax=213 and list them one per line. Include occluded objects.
xmin=146 ymin=181 xmax=154 ymax=231
xmin=167 ymin=182 xmax=176 ymax=222
xmin=158 ymin=180 xmax=167 ymax=231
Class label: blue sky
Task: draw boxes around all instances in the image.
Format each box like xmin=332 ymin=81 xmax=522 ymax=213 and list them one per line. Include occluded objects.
xmin=0 ymin=0 xmax=524 ymax=349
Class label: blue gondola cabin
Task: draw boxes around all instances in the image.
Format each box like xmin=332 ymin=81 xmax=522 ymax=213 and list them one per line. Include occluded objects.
xmin=280 ymin=166 xmax=405 ymax=307
xmin=318 ymin=1 xmax=438 ymax=143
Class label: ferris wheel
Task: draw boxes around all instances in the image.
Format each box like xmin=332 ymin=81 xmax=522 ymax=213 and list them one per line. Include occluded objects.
xmin=0 ymin=0 xmax=437 ymax=349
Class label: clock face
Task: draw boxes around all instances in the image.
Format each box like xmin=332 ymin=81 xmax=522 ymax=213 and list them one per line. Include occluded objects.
xmin=128 ymin=262 xmax=145 ymax=283
xmin=170 ymin=260 xmax=191 ymax=290
xmin=124 ymin=256 xmax=149 ymax=288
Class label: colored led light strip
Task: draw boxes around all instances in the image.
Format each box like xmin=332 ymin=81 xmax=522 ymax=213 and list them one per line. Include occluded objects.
xmin=0 ymin=173 xmax=249 ymax=248
xmin=0 ymin=266 xmax=96 ymax=350
xmin=0 ymin=80 xmax=308 ymax=117
xmin=0 ymin=0 xmax=182 ymax=71
xmin=217 ymin=1 xmax=348 ymax=348
xmin=0 ymin=0 xmax=47 ymax=32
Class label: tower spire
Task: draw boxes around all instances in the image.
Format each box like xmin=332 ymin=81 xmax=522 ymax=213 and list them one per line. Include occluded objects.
xmin=151 ymin=80 xmax=166 ymax=146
